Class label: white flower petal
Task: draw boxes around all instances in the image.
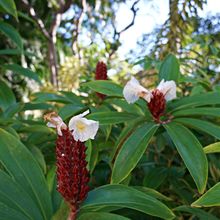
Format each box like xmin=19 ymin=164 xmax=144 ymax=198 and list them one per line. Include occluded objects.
xmin=157 ymin=79 xmax=176 ymax=101
xmin=69 ymin=114 xmax=99 ymax=142
xmin=76 ymin=110 xmax=90 ymax=118
xmin=47 ymin=122 xmax=56 ymax=128
xmin=123 ymin=77 xmax=151 ymax=103
xmin=45 ymin=113 xmax=67 ymax=136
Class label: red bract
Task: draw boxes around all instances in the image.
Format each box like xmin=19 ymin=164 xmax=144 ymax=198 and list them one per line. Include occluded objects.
xmin=147 ymin=89 xmax=166 ymax=123
xmin=56 ymin=129 xmax=89 ymax=219
xmin=95 ymin=61 xmax=107 ymax=100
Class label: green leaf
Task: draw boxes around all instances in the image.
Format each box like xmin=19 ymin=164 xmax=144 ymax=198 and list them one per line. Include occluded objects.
xmin=0 ymin=80 xmax=16 ymax=111
xmin=143 ymin=167 xmax=167 ymax=189
xmin=78 ymin=212 xmax=130 ymax=220
xmin=174 ymin=205 xmax=219 ymax=220
xmin=174 ymin=118 xmax=220 ymax=140
xmin=169 ymin=92 xmax=220 ymax=111
xmin=0 ymin=129 xmax=53 ymax=220
xmin=159 ymin=54 xmax=180 ymax=81
xmin=32 ymin=92 xmax=71 ymax=103
xmin=0 ymin=21 xmax=22 ymax=49
xmin=164 ymin=122 xmax=208 ymax=194
xmin=133 ymin=186 xmax=171 ymax=201
xmin=81 ymin=184 xmax=175 ymax=219
xmin=3 ymin=64 xmax=41 ymax=83
xmin=111 ymin=122 xmax=158 ymax=184
xmin=0 ymin=0 xmax=17 ymax=19
xmin=30 ymin=146 xmax=47 ymax=174
xmin=0 ymin=171 xmax=43 ymax=220
xmin=58 ymin=104 xmax=84 ymax=120
xmin=105 ymin=98 xmax=144 ymax=115
xmin=173 ymin=107 xmax=220 ymax=117
xmin=192 ymin=182 xmax=220 ymax=207
xmin=18 ymin=125 xmax=52 ymax=134
xmin=0 ymin=49 xmax=21 ymax=55
xmin=83 ymin=80 xmax=123 ymax=97
xmin=23 ymin=102 xmax=53 ymax=111
xmin=46 ymin=166 xmax=62 ymax=214
xmin=0 ymin=202 xmax=30 ymax=220
xmin=204 ymin=142 xmax=220 ymax=154
xmin=3 ymin=102 xmax=23 ymax=118
xmin=60 ymin=91 xmax=83 ymax=106
xmin=88 ymin=112 xmax=140 ymax=125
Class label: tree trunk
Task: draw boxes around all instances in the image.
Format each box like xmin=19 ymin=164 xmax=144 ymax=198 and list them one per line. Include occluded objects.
xmin=48 ymin=39 xmax=58 ymax=88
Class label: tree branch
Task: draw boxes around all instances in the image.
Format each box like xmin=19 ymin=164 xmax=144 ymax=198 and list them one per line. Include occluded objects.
xmin=21 ymin=0 xmax=50 ymax=40
xmin=72 ymin=0 xmax=87 ymax=56
xmin=113 ymin=0 xmax=140 ymax=40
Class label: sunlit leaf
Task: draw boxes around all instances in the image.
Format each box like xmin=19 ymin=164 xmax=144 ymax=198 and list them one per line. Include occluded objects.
xmin=192 ymin=183 xmax=220 ymax=207
xmin=204 ymin=142 xmax=220 ymax=154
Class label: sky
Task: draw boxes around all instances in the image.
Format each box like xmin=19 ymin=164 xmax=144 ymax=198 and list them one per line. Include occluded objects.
xmin=116 ymin=0 xmax=220 ymax=58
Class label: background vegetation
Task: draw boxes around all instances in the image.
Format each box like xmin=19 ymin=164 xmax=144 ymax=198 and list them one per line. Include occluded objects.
xmin=0 ymin=0 xmax=220 ymax=219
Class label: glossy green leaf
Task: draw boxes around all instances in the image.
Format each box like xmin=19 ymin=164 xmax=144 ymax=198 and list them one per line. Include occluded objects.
xmin=0 ymin=202 xmax=30 ymax=220
xmin=81 ymin=184 xmax=175 ymax=219
xmin=46 ymin=166 xmax=62 ymax=214
xmin=159 ymin=54 xmax=180 ymax=81
xmin=111 ymin=122 xmax=158 ymax=183
xmin=78 ymin=212 xmax=130 ymax=220
xmin=169 ymin=92 xmax=220 ymax=111
xmin=0 ymin=49 xmax=21 ymax=55
xmin=23 ymin=102 xmax=53 ymax=111
xmin=18 ymin=125 xmax=52 ymax=134
xmin=0 ymin=129 xmax=53 ymax=220
xmin=58 ymin=104 xmax=84 ymax=120
xmin=0 ymin=171 xmax=43 ymax=220
xmin=204 ymin=142 xmax=220 ymax=154
xmin=32 ymin=92 xmax=71 ymax=103
xmin=112 ymin=117 xmax=145 ymax=161
xmin=0 ymin=80 xmax=16 ymax=111
xmin=0 ymin=21 xmax=22 ymax=49
xmin=0 ymin=0 xmax=17 ymax=19
xmin=143 ymin=167 xmax=167 ymax=189
xmin=174 ymin=118 xmax=220 ymax=140
xmin=164 ymin=122 xmax=208 ymax=193
xmin=175 ymin=205 xmax=219 ymax=220
xmin=3 ymin=64 xmax=41 ymax=83
xmin=88 ymin=112 xmax=140 ymax=125
xmin=30 ymin=146 xmax=46 ymax=174
xmin=3 ymin=102 xmax=23 ymax=118
xmin=173 ymin=107 xmax=220 ymax=117
xmin=192 ymin=182 xmax=220 ymax=207
xmin=105 ymin=98 xmax=144 ymax=115
xmin=60 ymin=91 xmax=83 ymax=105
xmin=134 ymin=186 xmax=171 ymax=201
xmin=83 ymin=80 xmax=123 ymax=97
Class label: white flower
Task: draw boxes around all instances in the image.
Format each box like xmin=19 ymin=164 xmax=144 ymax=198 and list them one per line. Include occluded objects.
xmin=68 ymin=110 xmax=99 ymax=142
xmin=157 ymin=79 xmax=176 ymax=101
xmin=45 ymin=112 xmax=67 ymax=136
xmin=123 ymin=77 xmax=152 ymax=103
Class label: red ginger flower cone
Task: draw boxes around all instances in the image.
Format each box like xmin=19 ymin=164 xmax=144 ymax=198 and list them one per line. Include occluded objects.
xmin=95 ymin=61 xmax=107 ymax=100
xmin=56 ymin=129 xmax=89 ymax=219
xmin=147 ymin=89 xmax=166 ymax=123
xmin=44 ymin=111 xmax=99 ymax=220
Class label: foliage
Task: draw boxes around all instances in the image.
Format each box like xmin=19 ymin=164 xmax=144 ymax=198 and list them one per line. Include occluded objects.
xmin=0 ymin=0 xmax=220 ymax=220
